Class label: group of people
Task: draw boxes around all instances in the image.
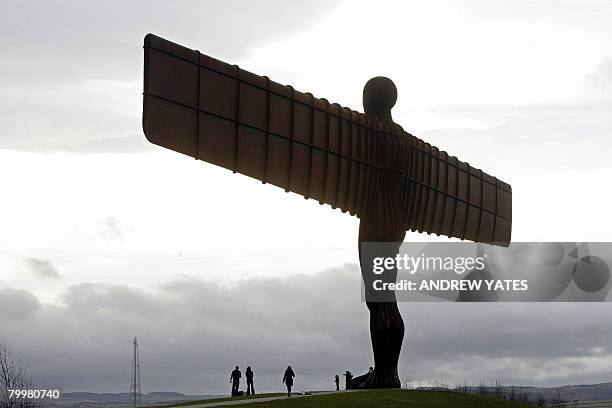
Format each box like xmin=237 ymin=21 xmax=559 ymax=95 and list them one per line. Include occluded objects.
xmin=229 ymin=365 xmax=296 ymax=397
xmin=230 ymin=366 xmax=255 ymax=396
xmin=230 ymin=365 xmax=374 ymax=397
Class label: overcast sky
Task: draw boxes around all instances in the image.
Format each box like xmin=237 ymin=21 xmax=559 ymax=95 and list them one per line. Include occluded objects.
xmin=1 ymin=0 xmax=612 ymax=395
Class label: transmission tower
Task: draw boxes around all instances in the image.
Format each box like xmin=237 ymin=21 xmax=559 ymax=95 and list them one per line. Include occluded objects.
xmin=129 ymin=336 xmax=142 ymax=408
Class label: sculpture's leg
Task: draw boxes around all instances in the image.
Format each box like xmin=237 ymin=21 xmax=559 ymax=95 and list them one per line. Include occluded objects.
xmin=355 ymin=218 xmax=406 ymax=388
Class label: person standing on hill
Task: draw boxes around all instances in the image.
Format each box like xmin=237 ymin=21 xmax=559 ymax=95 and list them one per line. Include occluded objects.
xmin=246 ymin=366 xmax=255 ymax=395
xmin=230 ymin=366 xmax=241 ymax=397
xmin=343 ymin=371 xmax=353 ymax=390
xmin=282 ymin=366 xmax=295 ymax=397
xmin=334 ymin=374 xmax=340 ymax=391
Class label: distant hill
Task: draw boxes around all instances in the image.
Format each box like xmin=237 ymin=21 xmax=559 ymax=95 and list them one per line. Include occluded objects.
xmin=451 ymin=382 xmax=612 ymax=403
xmin=51 ymin=392 xmax=222 ymax=408
xmin=523 ymin=382 xmax=612 ymax=402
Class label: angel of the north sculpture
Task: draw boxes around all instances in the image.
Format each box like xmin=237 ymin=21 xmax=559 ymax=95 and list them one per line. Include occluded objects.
xmin=142 ymin=34 xmax=512 ymax=389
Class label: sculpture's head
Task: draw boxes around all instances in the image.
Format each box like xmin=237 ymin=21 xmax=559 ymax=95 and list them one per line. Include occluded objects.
xmin=363 ymin=76 xmax=397 ymax=123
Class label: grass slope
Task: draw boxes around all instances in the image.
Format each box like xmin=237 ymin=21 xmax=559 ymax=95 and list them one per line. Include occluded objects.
xmin=249 ymin=390 xmax=532 ymax=407
xmin=157 ymin=390 xmax=532 ymax=408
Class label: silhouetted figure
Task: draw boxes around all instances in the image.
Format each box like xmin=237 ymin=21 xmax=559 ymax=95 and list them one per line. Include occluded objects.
xmin=282 ymin=366 xmax=295 ymax=397
xmin=343 ymin=371 xmax=353 ymax=390
xmin=334 ymin=375 xmax=340 ymax=391
xmin=246 ymin=366 xmax=255 ymax=395
xmin=230 ymin=366 xmax=241 ymax=397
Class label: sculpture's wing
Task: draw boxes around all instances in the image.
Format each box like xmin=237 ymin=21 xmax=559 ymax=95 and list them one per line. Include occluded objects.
xmin=142 ymin=34 xmax=512 ymax=246
xmin=143 ymin=33 xmax=382 ymax=218
xmin=396 ymin=132 xmax=512 ymax=246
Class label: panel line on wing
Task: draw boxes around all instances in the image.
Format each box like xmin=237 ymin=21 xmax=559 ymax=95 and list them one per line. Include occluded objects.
xmin=196 ymin=50 xmax=201 ymax=160
xmin=233 ymin=65 xmax=241 ymax=174
xmin=320 ymin=99 xmax=330 ymax=205
xmin=286 ymin=86 xmax=295 ymax=192
xmin=306 ymin=93 xmax=315 ymax=199
xmin=263 ymin=76 xmax=271 ymax=184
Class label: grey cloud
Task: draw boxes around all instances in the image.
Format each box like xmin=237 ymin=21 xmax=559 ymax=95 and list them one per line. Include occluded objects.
xmin=3 ymin=265 xmax=612 ymax=394
xmin=24 ymin=258 xmax=61 ymax=279
xmin=0 ymin=0 xmax=344 ymax=153
xmin=0 ymin=1 xmax=343 ymax=80
xmin=3 ymin=265 xmax=367 ymax=393
xmin=0 ymin=288 xmax=41 ymax=320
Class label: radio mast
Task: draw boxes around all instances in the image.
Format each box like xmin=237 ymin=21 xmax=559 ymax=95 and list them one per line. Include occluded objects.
xmin=129 ymin=336 xmax=142 ymax=408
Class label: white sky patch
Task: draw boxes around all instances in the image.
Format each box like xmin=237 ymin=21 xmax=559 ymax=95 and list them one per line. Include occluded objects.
xmin=395 ymin=110 xmax=506 ymax=133
xmin=241 ymin=0 xmax=612 ymax=110
xmin=0 ymin=149 xmax=358 ymax=302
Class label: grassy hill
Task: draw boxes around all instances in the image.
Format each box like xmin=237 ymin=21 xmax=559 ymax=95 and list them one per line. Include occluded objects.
xmin=156 ymin=390 xmax=532 ymax=407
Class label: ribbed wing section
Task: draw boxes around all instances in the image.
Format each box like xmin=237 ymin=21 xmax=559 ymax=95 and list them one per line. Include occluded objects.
xmin=142 ymin=33 xmax=512 ymax=245
xmin=398 ymin=134 xmax=512 ymax=245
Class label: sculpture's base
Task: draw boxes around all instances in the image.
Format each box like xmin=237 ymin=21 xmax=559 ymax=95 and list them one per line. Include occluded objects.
xmin=350 ymin=368 xmax=401 ymax=389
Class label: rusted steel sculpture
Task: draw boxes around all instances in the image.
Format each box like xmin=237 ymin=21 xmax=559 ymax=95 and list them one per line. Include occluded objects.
xmin=142 ymin=34 xmax=512 ymax=388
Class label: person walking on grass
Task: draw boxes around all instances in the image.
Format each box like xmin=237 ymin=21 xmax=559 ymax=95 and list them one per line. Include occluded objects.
xmin=230 ymin=366 xmax=241 ymax=397
xmin=282 ymin=365 xmax=295 ymax=397
xmin=246 ymin=366 xmax=255 ymax=395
